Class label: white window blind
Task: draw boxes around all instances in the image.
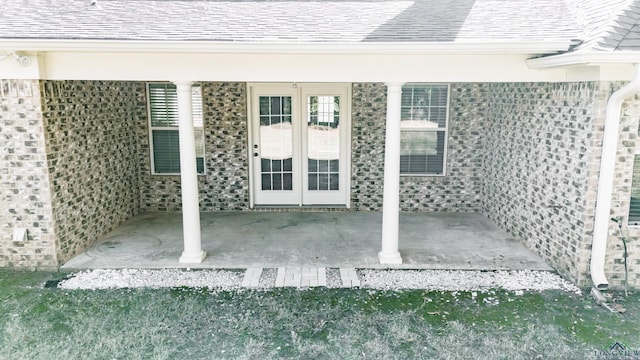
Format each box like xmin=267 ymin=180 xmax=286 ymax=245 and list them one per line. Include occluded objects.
xmin=400 ymin=84 xmax=449 ymax=175
xmin=148 ymin=83 xmax=205 ymax=175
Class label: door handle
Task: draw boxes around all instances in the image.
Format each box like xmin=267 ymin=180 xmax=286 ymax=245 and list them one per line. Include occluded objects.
xmin=254 ymin=152 xmax=259 ymax=157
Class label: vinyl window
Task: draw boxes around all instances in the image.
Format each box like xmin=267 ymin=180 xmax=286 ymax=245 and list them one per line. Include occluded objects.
xmin=629 ymin=153 xmax=640 ymax=226
xmin=148 ymin=83 xmax=205 ymax=175
xmin=400 ymin=84 xmax=449 ymax=175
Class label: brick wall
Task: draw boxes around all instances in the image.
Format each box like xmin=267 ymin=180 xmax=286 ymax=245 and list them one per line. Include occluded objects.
xmin=482 ymin=82 xmax=609 ymax=286
xmin=138 ymin=82 xmax=485 ymax=213
xmin=350 ymin=83 xmax=387 ymax=210
xmin=138 ymin=82 xmax=250 ymax=212
xmin=0 ymin=79 xmax=57 ymax=269
xmin=350 ymin=83 xmax=485 ymax=212
xmin=41 ymin=80 xmax=141 ymax=263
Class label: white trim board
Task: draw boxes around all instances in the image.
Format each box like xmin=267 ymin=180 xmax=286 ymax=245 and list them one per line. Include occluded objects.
xmin=0 ymin=39 xmax=572 ymax=54
xmin=5 ymin=52 xmax=569 ymax=82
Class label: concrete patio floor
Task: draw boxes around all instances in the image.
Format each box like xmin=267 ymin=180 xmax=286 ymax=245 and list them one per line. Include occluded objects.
xmin=62 ymin=211 xmax=553 ymax=271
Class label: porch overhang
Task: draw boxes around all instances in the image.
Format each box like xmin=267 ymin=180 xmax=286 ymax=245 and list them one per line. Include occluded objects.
xmin=526 ymin=50 xmax=640 ymax=81
xmin=1 ymin=39 xmax=574 ymax=82
xmin=527 ymin=50 xmax=640 ymax=68
xmin=1 ymin=39 xmax=573 ymax=55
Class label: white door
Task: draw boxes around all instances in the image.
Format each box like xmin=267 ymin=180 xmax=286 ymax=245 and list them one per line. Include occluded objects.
xmin=250 ymin=83 xmax=350 ymax=207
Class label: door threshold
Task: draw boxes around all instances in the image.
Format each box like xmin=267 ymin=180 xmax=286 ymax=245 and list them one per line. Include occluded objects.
xmin=253 ymin=205 xmax=349 ymax=211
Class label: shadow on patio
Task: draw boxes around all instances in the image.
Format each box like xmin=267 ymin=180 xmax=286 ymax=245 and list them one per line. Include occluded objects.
xmin=62 ymin=212 xmax=552 ymax=271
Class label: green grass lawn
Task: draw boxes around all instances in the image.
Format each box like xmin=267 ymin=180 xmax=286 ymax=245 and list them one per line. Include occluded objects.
xmin=1 ymin=270 xmax=639 ymax=360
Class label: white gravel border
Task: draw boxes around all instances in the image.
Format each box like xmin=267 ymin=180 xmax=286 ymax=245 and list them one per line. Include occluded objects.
xmin=58 ymin=268 xmax=243 ymax=291
xmin=358 ymin=269 xmax=581 ymax=294
xmin=57 ymin=268 xmax=581 ymax=294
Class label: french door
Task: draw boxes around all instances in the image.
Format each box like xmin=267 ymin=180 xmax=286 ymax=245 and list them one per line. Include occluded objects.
xmin=249 ymin=83 xmax=351 ymax=206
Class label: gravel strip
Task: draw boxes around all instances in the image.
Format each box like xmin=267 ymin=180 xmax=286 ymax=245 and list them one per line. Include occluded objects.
xmin=258 ymin=268 xmax=277 ymax=288
xmin=57 ymin=268 xmax=581 ymax=294
xmin=58 ymin=268 xmax=243 ymax=290
xmin=358 ymin=269 xmax=581 ymax=294
xmin=325 ymin=268 xmax=342 ymax=288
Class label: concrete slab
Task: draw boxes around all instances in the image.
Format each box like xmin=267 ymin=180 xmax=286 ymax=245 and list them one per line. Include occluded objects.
xmin=62 ymin=212 xmax=553 ymax=271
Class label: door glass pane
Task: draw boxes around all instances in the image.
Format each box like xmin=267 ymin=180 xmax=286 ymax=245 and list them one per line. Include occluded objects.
xmin=308 ymin=173 xmax=318 ymax=191
xmin=283 ymin=158 xmax=292 ymax=172
xmin=307 ymin=95 xmax=340 ymax=191
xmin=273 ymin=173 xmax=282 ymax=190
xmin=259 ymin=96 xmax=293 ymax=191
xmin=329 ymin=174 xmax=339 ymax=190
xmin=283 ymin=173 xmax=293 ymax=190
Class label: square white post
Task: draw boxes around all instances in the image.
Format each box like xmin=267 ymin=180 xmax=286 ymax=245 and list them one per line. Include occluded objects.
xmin=174 ymin=81 xmax=206 ymax=264
xmin=379 ymin=82 xmax=404 ymax=264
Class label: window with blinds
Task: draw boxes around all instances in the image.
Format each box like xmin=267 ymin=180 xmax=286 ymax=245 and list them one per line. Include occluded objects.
xmin=400 ymin=84 xmax=449 ymax=175
xmin=629 ymin=155 xmax=640 ymax=226
xmin=148 ymin=83 xmax=205 ymax=175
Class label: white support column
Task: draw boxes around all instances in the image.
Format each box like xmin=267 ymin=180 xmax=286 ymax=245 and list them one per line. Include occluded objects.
xmin=175 ymin=81 xmax=206 ymax=264
xmin=379 ymin=82 xmax=404 ymax=264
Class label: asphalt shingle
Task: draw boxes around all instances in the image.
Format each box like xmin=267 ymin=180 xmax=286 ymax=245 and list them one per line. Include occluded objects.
xmin=0 ymin=0 xmax=581 ymax=43
xmin=572 ymin=0 xmax=640 ymax=51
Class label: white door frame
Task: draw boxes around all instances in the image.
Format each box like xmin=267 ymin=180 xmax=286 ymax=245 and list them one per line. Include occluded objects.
xmin=248 ymin=84 xmax=300 ymax=206
xmin=300 ymin=84 xmax=351 ymax=205
xmin=248 ymin=83 xmax=351 ymax=208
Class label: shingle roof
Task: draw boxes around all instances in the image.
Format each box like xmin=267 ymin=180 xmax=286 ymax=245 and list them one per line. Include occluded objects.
xmin=572 ymin=0 xmax=640 ymax=51
xmin=0 ymin=0 xmax=581 ymax=43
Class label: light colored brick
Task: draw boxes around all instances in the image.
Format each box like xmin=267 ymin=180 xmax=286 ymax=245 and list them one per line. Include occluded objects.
xmin=242 ymin=267 xmax=262 ymax=287
xmin=339 ymin=268 xmax=360 ymax=287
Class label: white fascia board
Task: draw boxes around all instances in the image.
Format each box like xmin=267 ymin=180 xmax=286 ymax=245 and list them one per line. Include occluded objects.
xmin=40 ymin=52 xmax=569 ymax=82
xmin=527 ymin=51 xmax=640 ymax=68
xmin=0 ymin=39 xmax=573 ymax=55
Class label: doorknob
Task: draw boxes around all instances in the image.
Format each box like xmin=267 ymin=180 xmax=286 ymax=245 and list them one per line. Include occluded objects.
xmin=254 ymin=152 xmax=259 ymax=157
xmin=253 ymin=144 xmax=258 ymax=149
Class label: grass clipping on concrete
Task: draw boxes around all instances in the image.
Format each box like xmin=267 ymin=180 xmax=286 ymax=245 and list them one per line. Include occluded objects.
xmin=1 ymin=270 xmax=639 ymax=360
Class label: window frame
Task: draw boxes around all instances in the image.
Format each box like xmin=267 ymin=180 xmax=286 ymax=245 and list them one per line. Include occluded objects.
xmin=399 ymin=83 xmax=450 ymax=177
xmin=628 ymin=148 xmax=640 ymax=227
xmin=147 ymin=82 xmax=206 ymax=176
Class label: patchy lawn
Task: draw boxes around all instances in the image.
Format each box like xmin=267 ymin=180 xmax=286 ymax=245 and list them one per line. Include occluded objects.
xmin=0 ymin=270 xmax=639 ymax=360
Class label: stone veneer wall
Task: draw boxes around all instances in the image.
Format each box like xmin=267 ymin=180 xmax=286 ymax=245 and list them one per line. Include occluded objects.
xmin=350 ymin=83 xmax=387 ymax=210
xmin=350 ymin=83 xmax=485 ymax=211
xmin=139 ymin=82 xmax=483 ymax=212
xmin=0 ymin=80 xmax=57 ymax=269
xmin=138 ymin=82 xmax=250 ymax=212
xmin=482 ymin=82 xmax=610 ymax=286
xmin=41 ymin=80 xmax=141 ymax=263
